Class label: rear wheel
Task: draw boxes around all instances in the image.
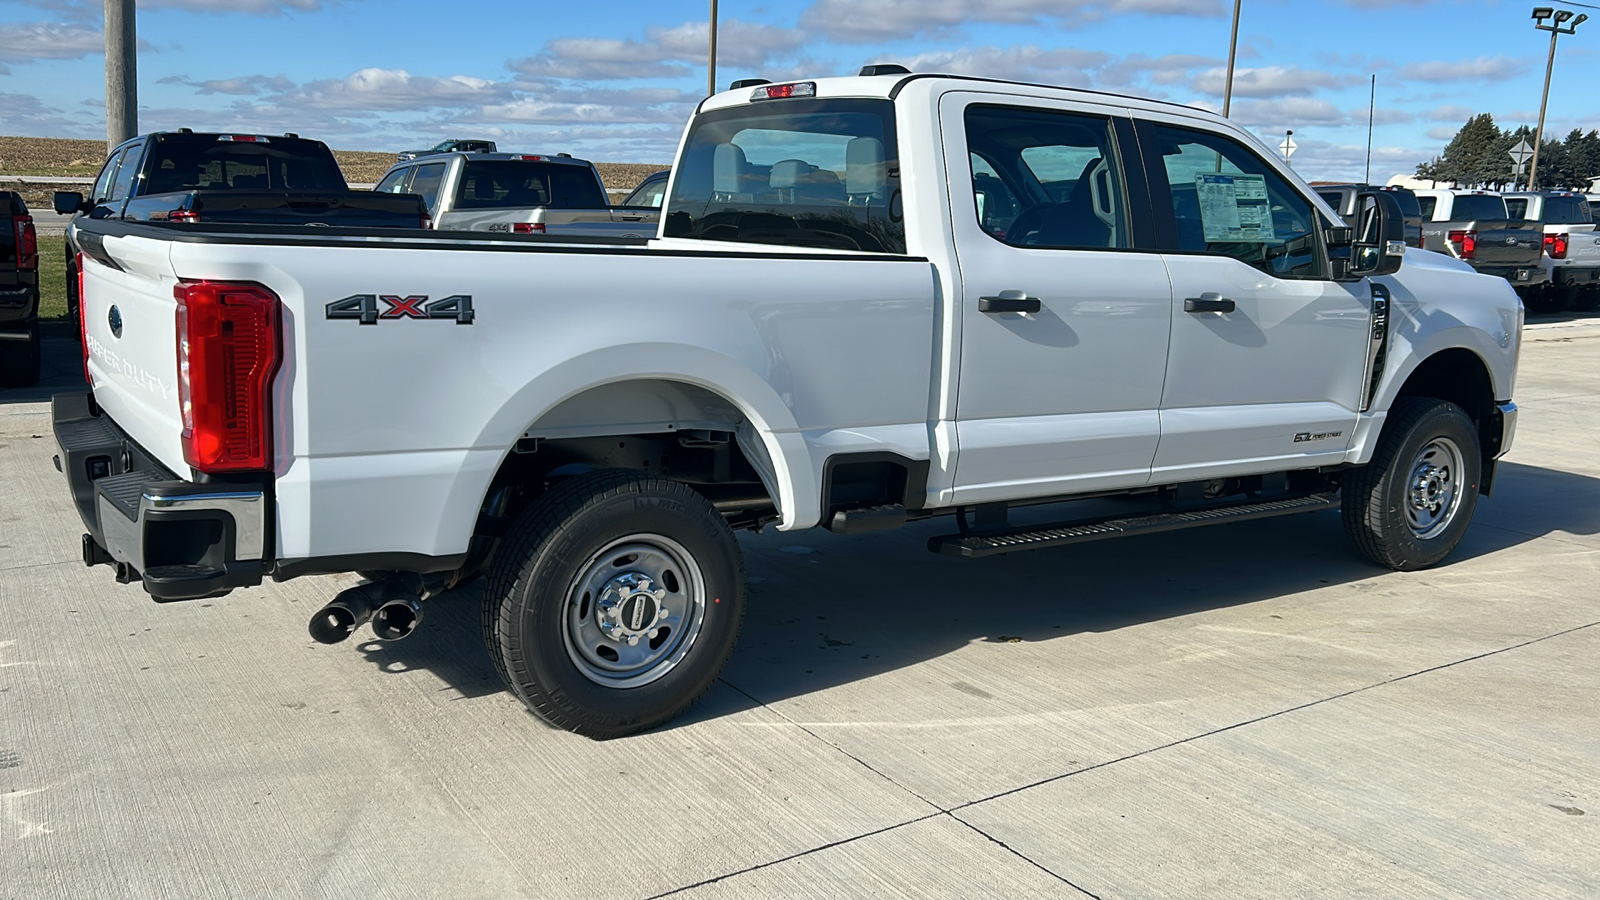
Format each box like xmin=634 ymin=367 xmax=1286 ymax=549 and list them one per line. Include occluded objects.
xmin=0 ymin=321 xmax=41 ymax=388
xmin=483 ymin=469 xmax=744 ymax=738
xmin=1570 ymin=285 xmax=1600 ymax=313
xmin=1342 ymin=397 xmax=1481 ymax=570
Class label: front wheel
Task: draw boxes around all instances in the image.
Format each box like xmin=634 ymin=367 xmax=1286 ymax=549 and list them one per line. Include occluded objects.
xmin=483 ymin=469 xmax=745 ymax=738
xmin=1342 ymin=397 xmax=1482 ymax=570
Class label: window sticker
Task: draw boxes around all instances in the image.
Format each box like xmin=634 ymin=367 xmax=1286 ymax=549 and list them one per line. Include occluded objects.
xmin=1195 ymin=173 xmax=1272 ymax=242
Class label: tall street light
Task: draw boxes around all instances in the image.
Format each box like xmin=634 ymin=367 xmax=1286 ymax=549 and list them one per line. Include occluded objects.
xmin=708 ymin=0 xmax=719 ymax=97
xmin=1222 ymin=0 xmax=1241 ymax=116
xmin=1527 ymin=6 xmax=1587 ymax=190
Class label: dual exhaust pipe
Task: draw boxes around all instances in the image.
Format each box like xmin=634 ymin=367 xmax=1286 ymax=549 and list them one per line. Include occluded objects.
xmin=308 ymin=579 xmax=425 ymax=645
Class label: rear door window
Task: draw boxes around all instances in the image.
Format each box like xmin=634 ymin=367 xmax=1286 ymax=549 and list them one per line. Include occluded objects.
xmin=964 ymin=104 xmax=1129 ymax=250
xmin=1418 ymin=196 xmax=1438 ymax=219
xmin=1505 ymin=198 xmax=1528 ymax=220
xmin=107 ymin=141 xmax=145 ymax=203
xmin=375 ymin=168 xmax=411 ymax=193
xmin=92 ymin=149 xmax=127 ymax=205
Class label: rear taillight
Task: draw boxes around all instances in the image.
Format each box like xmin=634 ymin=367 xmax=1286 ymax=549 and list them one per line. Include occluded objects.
xmin=1544 ymin=232 xmax=1568 ymax=259
xmin=173 ymin=281 xmax=281 ymax=472
xmin=512 ymin=222 xmax=545 ymax=234
xmin=169 ymin=209 xmax=200 ymax=223
xmin=1447 ymin=229 xmax=1477 ymax=260
xmin=421 ymin=211 xmax=432 ymax=229
xmin=77 ymin=253 xmax=90 ymax=384
xmin=12 ymin=215 xmax=37 ymax=270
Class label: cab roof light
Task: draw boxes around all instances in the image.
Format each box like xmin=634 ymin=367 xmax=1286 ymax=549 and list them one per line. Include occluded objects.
xmin=218 ymin=135 xmax=269 ymax=143
xmin=752 ymin=81 xmax=816 ymax=101
xmin=517 ymin=155 xmax=545 ymax=161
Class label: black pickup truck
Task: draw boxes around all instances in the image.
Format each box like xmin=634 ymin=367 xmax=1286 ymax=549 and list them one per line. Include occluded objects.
xmin=55 ymin=131 xmax=428 ymax=323
xmin=0 ymin=191 xmax=40 ymax=388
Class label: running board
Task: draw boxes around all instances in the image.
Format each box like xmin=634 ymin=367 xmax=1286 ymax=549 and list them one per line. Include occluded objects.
xmin=929 ymin=493 xmax=1340 ymax=559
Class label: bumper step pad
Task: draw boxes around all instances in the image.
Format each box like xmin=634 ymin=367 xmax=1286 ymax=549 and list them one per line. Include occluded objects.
xmin=929 ymin=492 xmax=1340 ymax=559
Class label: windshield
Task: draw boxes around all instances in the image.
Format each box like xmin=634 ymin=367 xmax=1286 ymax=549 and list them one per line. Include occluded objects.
xmin=1449 ymin=194 xmax=1508 ymax=221
xmin=452 ymin=160 xmax=607 ymax=210
xmin=664 ymin=98 xmax=905 ymax=253
xmin=142 ymin=137 xmax=346 ymax=193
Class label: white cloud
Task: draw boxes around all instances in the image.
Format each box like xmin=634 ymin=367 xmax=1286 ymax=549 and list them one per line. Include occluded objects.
xmin=143 ymin=0 xmax=327 ymax=12
xmin=801 ymin=0 xmax=1225 ymax=44
xmin=1228 ymin=96 xmax=1351 ymax=128
xmin=1395 ymin=56 xmax=1527 ymax=82
xmin=1192 ymin=65 xmax=1359 ymax=98
xmin=0 ymin=22 xmax=103 ymax=63
xmin=159 ymin=74 xmax=297 ymax=95
xmin=899 ymin=45 xmax=1110 ymax=86
xmin=1098 ymin=53 xmax=1220 ymax=87
xmin=514 ymin=19 xmax=804 ymax=81
xmin=283 ymin=68 xmax=512 ymax=111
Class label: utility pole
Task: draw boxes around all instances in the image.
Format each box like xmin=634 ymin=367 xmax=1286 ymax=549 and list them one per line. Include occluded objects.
xmin=1222 ymin=0 xmax=1241 ymax=116
xmin=1528 ymin=7 xmax=1587 ymax=190
xmin=707 ymin=0 xmax=719 ymax=97
xmin=1364 ymin=74 xmax=1375 ymax=184
xmin=105 ymin=0 xmax=138 ymax=150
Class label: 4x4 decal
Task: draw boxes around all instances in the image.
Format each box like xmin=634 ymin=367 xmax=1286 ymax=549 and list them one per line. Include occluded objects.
xmin=325 ymin=294 xmax=475 ymax=325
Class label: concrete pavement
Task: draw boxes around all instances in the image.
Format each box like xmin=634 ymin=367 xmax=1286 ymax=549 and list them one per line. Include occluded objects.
xmin=1 ymin=322 xmax=1596 ymax=899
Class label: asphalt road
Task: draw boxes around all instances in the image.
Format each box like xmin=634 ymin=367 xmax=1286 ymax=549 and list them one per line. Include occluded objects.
xmin=2 ymin=319 xmax=1597 ymax=899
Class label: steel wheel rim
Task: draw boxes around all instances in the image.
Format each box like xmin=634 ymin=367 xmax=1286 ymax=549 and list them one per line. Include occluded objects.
xmin=1405 ymin=436 xmax=1465 ymax=540
xmin=562 ymin=534 xmax=707 ymax=689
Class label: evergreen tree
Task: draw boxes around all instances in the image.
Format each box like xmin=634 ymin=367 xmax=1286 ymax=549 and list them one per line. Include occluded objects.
xmin=1432 ymin=114 xmax=1503 ymax=187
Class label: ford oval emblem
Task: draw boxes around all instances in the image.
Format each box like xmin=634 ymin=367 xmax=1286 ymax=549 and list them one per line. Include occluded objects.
xmin=108 ymin=304 xmax=123 ymax=338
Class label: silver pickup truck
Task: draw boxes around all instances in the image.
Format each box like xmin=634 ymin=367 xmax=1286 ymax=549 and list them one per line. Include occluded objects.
xmin=374 ymin=152 xmax=658 ymax=238
xmin=1503 ymin=190 xmax=1600 ymax=313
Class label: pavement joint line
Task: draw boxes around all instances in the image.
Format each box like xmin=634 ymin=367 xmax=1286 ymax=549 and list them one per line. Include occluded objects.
xmin=946 ymin=811 xmax=1104 ymax=899
xmin=946 ymin=618 xmax=1600 ymax=815
xmin=641 ymin=811 xmax=945 ymax=899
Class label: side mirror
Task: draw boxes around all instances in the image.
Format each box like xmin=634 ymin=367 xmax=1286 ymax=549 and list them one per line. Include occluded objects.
xmin=1348 ymin=190 xmax=1405 ymax=278
xmin=54 ymin=191 xmax=88 ymax=215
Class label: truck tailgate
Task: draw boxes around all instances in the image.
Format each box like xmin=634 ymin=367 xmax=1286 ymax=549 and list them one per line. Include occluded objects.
xmin=1562 ymin=224 xmax=1600 ymax=265
xmin=1470 ymin=224 xmax=1541 ymax=267
xmin=78 ymin=231 xmax=189 ymax=474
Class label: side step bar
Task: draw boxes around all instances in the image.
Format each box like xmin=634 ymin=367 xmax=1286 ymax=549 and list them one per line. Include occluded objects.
xmin=929 ymin=492 xmax=1340 ymax=559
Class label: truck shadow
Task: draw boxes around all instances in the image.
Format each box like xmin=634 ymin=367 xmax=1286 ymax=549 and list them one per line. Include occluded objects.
xmin=0 ymin=324 xmax=87 ymax=406
xmin=353 ymin=460 xmax=1600 ymax=730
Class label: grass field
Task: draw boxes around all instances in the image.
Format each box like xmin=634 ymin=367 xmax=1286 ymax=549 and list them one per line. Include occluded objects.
xmin=37 ymin=234 xmax=68 ymax=320
xmin=2 ymin=134 xmax=667 ymax=193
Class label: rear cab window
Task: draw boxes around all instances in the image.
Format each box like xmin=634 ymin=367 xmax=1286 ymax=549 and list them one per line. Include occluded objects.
xmin=1448 ymin=194 xmax=1507 ymax=221
xmin=1539 ymin=196 xmax=1590 ymax=224
xmin=452 ymin=161 xmax=608 ymax=209
xmin=142 ymin=135 xmax=347 ymax=193
xmin=664 ymin=97 xmax=904 ymax=253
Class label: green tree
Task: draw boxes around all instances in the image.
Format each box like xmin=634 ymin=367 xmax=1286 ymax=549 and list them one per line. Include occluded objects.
xmin=1428 ymin=114 xmax=1504 ymax=187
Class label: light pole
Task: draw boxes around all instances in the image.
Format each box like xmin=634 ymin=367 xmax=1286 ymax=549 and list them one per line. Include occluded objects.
xmin=105 ymin=0 xmax=138 ymax=150
xmin=708 ymin=0 xmax=719 ymax=97
xmin=1527 ymin=6 xmax=1587 ymax=190
xmin=1222 ymin=0 xmax=1241 ymax=116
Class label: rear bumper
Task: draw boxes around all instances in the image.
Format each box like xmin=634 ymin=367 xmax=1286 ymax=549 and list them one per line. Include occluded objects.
xmin=52 ymin=392 xmax=267 ymax=601
xmin=0 ymin=284 xmax=38 ymax=328
xmin=1484 ymin=266 xmax=1549 ymax=286
xmin=1554 ymin=266 xmax=1600 ymax=286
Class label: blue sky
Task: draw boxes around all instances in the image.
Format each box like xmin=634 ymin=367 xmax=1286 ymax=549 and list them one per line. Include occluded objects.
xmin=1 ymin=0 xmax=1597 ymax=181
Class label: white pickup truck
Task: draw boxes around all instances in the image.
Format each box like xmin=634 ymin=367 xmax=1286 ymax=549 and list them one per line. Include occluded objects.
xmin=1503 ymin=190 xmax=1600 ymax=312
xmin=55 ymin=70 xmax=1522 ymax=738
xmin=374 ymin=151 xmax=657 ymax=238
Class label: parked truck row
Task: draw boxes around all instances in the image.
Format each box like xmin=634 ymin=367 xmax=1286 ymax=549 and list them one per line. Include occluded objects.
xmin=53 ymin=68 xmax=1523 ymax=738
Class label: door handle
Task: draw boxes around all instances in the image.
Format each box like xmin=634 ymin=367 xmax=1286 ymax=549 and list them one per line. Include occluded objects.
xmin=979 ymin=291 xmax=1042 ymax=314
xmin=1184 ymin=293 xmax=1235 ymax=313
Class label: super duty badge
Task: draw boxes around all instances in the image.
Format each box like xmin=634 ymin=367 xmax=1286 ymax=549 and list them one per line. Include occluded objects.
xmin=325 ymin=294 xmax=475 ymax=325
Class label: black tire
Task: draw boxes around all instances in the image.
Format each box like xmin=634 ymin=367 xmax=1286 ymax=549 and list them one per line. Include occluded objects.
xmin=1570 ymin=286 xmax=1600 ymax=313
xmin=483 ymin=469 xmax=744 ymax=738
xmin=0 ymin=321 xmax=42 ymax=388
xmin=1342 ymin=397 xmax=1481 ymax=571
xmin=1519 ymin=285 xmax=1570 ymax=315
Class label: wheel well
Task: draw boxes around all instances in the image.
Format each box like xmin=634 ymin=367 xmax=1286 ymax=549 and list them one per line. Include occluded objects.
xmin=1394 ymin=348 xmax=1494 ymax=421
xmin=475 ymin=380 xmax=777 ymax=550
